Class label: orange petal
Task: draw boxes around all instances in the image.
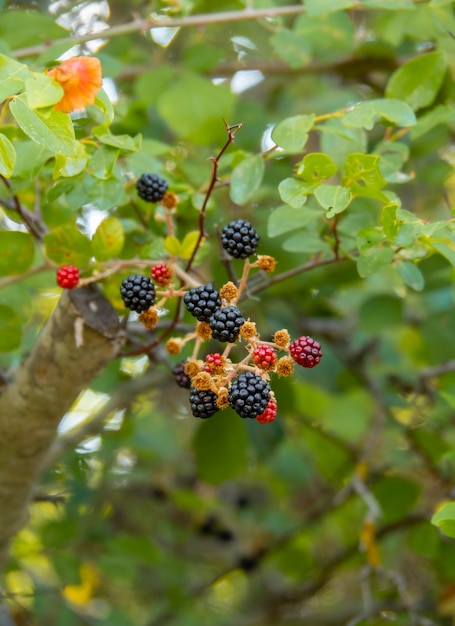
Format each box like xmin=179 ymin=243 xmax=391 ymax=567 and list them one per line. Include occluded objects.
xmin=47 ymin=56 xmax=103 ymax=113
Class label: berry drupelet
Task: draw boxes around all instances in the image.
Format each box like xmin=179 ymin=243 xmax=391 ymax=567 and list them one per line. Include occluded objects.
xmin=221 ymin=218 xmax=260 ymax=259
xmin=209 ymin=305 xmax=245 ymax=343
xmin=120 ymin=274 xmax=156 ymax=314
xmin=189 ymin=387 xmax=219 ymax=418
xmin=184 ymin=284 xmax=221 ymax=322
xmin=56 ymin=265 xmax=80 ymax=289
xmin=136 ymin=173 xmax=168 ymax=203
xmin=289 ymin=336 xmax=322 ymax=368
xmin=228 ymin=371 xmax=271 ymax=419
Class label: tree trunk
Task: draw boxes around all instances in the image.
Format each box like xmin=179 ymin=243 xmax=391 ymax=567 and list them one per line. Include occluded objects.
xmin=0 ymin=285 xmax=124 ymax=572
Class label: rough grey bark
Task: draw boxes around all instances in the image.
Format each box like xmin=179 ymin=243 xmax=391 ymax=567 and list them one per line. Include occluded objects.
xmin=0 ymin=285 xmax=125 ymax=572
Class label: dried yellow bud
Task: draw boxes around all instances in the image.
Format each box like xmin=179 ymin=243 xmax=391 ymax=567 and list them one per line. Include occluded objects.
xmin=220 ymin=281 xmax=239 ymax=303
xmin=257 ymin=255 xmax=277 ymax=273
xmin=196 ymin=321 xmax=212 ymax=340
xmin=165 ymin=338 xmax=183 ymax=355
xmin=276 ymin=356 xmax=294 ymax=377
xmin=161 ymin=191 xmax=179 ymax=209
xmin=273 ymin=329 xmax=290 ymax=348
xmin=240 ymin=321 xmax=257 ymax=340
xmin=216 ymin=387 xmax=230 ymax=409
xmin=139 ymin=307 xmax=159 ymax=329
xmin=192 ymin=372 xmax=212 ymax=391
xmin=184 ymin=359 xmax=202 ymax=379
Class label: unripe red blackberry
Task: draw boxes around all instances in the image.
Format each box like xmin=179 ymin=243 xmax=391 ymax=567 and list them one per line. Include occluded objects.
xmin=209 ymin=305 xmax=245 ymax=343
xmin=289 ymin=336 xmax=322 ymax=368
xmin=136 ymin=173 xmax=168 ymax=203
xmin=56 ymin=265 xmax=80 ymax=289
xmin=120 ymin=274 xmax=156 ymax=313
xmin=151 ymin=263 xmax=173 ymax=286
xmin=252 ymin=344 xmax=277 ymax=370
xmin=221 ymin=218 xmax=260 ymax=259
xmin=184 ymin=284 xmax=221 ymax=322
xmin=204 ymin=353 xmax=224 ymax=373
xmin=172 ymin=360 xmax=191 ymax=389
xmin=256 ymin=398 xmax=277 ymax=424
xmin=228 ymin=371 xmax=271 ymax=419
xmin=189 ymin=387 xmax=219 ymax=418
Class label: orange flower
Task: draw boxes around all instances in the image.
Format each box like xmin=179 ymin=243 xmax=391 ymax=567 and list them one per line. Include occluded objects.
xmin=47 ymin=56 xmax=102 ymax=113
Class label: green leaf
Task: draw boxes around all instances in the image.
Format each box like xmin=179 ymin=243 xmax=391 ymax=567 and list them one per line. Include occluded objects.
xmin=156 ymin=73 xmax=236 ymax=144
xmin=396 ymin=261 xmax=425 ymax=291
xmin=164 ymin=236 xmax=181 ymax=256
xmin=361 ymin=0 xmax=414 ymax=6
xmin=193 ymin=413 xmax=248 ymax=485
xmin=90 ymin=88 xmax=115 ymax=135
xmin=357 ymin=247 xmax=395 ymax=277
xmin=25 ymin=73 xmax=63 ymax=109
xmin=343 ymin=153 xmax=387 ymax=200
xmin=0 ymin=231 xmax=34 ymax=276
xmin=230 ymin=154 xmax=265 ymax=205
xmin=357 ymin=227 xmax=386 ymax=252
xmin=385 ymin=51 xmax=448 ymax=111
xmin=431 ymin=241 xmax=455 ymax=267
xmin=270 ymin=29 xmax=311 ymax=69
xmin=295 ymin=153 xmax=338 ymax=184
xmin=268 ymin=204 xmax=319 ymax=237
xmin=410 ymin=105 xmax=455 ymax=141
xmin=371 ymin=476 xmax=420 ymax=524
xmin=98 ymin=133 xmax=141 ymax=153
xmin=44 ymin=225 xmax=92 ymax=267
xmin=9 ymin=97 xmax=78 ymax=157
xmin=0 ymin=133 xmax=15 ymax=177
xmin=0 ymin=10 xmax=67 ymax=49
xmin=278 ymin=178 xmax=309 ymax=208
xmin=271 ymin=114 xmax=314 ymax=153
xmin=375 ymin=141 xmax=410 ymax=183
xmin=179 ymin=231 xmax=200 ymax=260
xmin=343 ymin=99 xmax=416 ymax=130
xmin=314 ymin=185 xmax=352 ymax=217
xmin=382 ymin=202 xmax=400 ymax=240
xmin=0 ymin=305 xmax=22 ymax=352
xmin=0 ymin=53 xmax=31 ymax=101
xmin=90 ymin=146 xmax=119 ymax=180
xmin=92 ymin=217 xmax=124 ymax=261
xmin=305 ymin=0 xmax=355 ymax=15
xmin=431 ymin=502 xmax=455 ymax=539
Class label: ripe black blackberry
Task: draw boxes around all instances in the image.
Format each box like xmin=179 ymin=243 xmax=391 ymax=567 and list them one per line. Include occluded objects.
xmin=136 ymin=173 xmax=168 ymax=203
xmin=184 ymin=284 xmax=221 ymax=322
xmin=209 ymin=305 xmax=245 ymax=343
xmin=189 ymin=387 xmax=219 ymax=418
xmin=120 ymin=274 xmax=156 ymax=313
xmin=228 ymin=371 xmax=271 ymax=419
xmin=221 ymin=218 xmax=260 ymax=259
xmin=172 ymin=360 xmax=191 ymax=389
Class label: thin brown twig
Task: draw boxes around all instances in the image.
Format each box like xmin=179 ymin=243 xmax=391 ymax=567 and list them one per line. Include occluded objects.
xmin=185 ymin=121 xmax=243 ymax=273
xmin=0 ymin=176 xmax=47 ymax=241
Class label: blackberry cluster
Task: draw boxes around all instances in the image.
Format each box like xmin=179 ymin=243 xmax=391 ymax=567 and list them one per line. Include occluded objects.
xmin=228 ymin=371 xmax=271 ymax=419
xmin=120 ymin=274 xmax=156 ymax=313
xmin=172 ymin=360 xmax=191 ymax=389
xmin=209 ymin=306 xmax=245 ymax=343
xmin=136 ymin=173 xmax=168 ymax=203
xmin=184 ymin=284 xmax=221 ymax=322
xmin=221 ymin=218 xmax=260 ymax=259
xmin=190 ymin=387 xmax=219 ymax=418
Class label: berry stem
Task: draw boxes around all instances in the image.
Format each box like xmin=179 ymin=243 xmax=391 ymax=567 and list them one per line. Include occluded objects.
xmin=184 ymin=121 xmax=243 ymax=274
